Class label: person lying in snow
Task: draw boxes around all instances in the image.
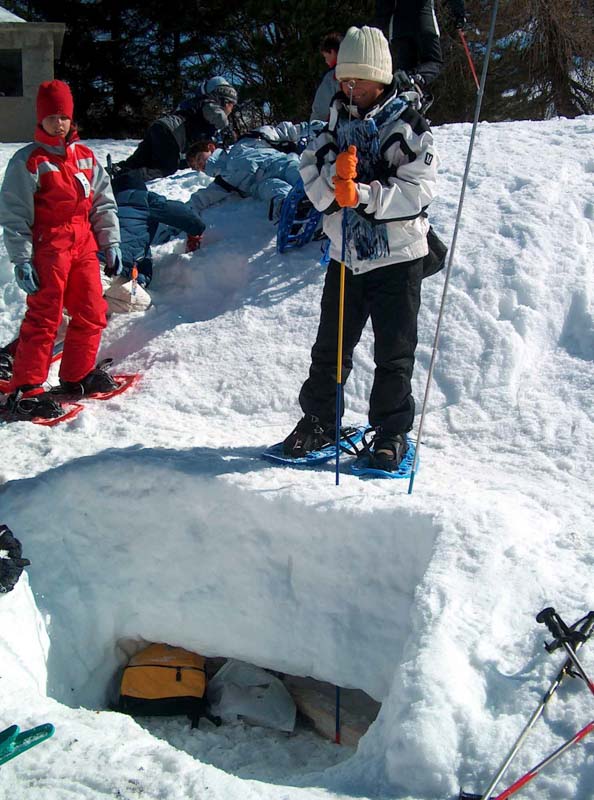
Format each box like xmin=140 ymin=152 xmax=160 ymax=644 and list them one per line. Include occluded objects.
xmin=110 ymin=77 xmax=238 ymax=182
xmin=187 ymin=121 xmax=324 ymax=222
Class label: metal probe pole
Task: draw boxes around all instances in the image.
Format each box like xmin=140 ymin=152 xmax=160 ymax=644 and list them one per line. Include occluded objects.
xmin=408 ymin=0 xmax=500 ymax=494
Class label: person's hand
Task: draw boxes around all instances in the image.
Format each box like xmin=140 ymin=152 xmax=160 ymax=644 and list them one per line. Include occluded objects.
xmin=333 ymin=177 xmax=359 ymax=208
xmin=14 ymin=262 xmax=39 ymax=294
xmin=186 ymin=234 xmax=203 ymax=253
xmin=393 ymin=70 xmax=415 ymax=93
xmin=104 ymin=245 xmax=123 ymax=277
xmin=0 ymin=525 xmax=31 ymax=594
xmin=335 ymin=145 xmax=358 ymax=180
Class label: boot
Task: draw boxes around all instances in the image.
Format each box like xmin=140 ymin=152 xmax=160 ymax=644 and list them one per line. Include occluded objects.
xmin=282 ymin=414 xmax=335 ymax=458
xmin=6 ymin=386 xmax=63 ymax=421
xmin=59 ymin=359 xmax=118 ymax=396
xmin=0 ymin=349 xmax=14 ymax=383
xmin=369 ymin=431 xmax=408 ymax=472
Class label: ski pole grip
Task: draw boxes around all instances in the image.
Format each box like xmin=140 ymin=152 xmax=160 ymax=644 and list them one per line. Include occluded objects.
xmin=536 ymin=607 xmax=564 ymax=638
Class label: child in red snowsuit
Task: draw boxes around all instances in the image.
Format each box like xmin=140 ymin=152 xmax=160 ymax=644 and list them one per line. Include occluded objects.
xmin=0 ymin=80 xmax=122 ymax=420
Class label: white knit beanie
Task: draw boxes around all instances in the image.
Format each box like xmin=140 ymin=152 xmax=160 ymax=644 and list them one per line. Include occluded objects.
xmin=335 ymin=26 xmax=393 ymax=85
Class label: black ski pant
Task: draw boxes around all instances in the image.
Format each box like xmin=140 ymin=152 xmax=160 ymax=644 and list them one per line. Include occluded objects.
xmin=298 ymin=257 xmax=423 ymax=434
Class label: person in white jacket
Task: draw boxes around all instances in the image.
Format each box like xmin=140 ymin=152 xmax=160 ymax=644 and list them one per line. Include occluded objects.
xmin=282 ymin=26 xmax=439 ymax=472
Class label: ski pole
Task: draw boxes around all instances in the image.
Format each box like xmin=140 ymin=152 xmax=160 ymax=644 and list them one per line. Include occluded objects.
xmin=130 ymin=262 xmax=138 ymax=306
xmin=408 ymin=0 xmax=500 ymax=494
xmin=460 ymin=609 xmax=594 ymax=800
xmin=335 ymin=80 xmax=355 ymax=486
xmin=459 ymin=29 xmax=480 ymax=91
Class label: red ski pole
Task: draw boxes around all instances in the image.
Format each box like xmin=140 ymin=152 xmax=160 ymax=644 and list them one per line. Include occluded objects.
xmin=459 ymin=29 xmax=480 ymax=91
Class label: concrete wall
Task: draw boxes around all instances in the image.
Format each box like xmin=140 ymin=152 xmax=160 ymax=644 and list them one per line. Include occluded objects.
xmin=0 ymin=23 xmax=65 ymax=143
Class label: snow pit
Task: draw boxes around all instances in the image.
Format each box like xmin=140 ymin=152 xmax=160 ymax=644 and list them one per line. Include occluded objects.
xmin=0 ymin=445 xmax=437 ymax=765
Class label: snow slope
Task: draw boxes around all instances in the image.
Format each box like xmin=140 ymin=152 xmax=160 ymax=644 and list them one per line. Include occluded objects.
xmin=0 ymin=116 xmax=593 ymax=800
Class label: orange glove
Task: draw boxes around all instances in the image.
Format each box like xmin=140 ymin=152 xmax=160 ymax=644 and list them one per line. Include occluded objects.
xmin=335 ymin=145 xmax=358 ymax=180
xmin=333 ymin=176 xmax=359 ymax=207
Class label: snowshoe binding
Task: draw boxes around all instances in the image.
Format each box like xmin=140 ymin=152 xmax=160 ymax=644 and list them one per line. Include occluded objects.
xmin=0 ymin=386 xmax=82 ymax=426
xmin=351 ymin=429 xmax=416 ymax=479
xmin=263 ymin=415 xmax=366 ymax=466
xmin=50 ymin=358 xmax=140 ymax=401
xmin=53 ymin=358 xmax=119 ymax=397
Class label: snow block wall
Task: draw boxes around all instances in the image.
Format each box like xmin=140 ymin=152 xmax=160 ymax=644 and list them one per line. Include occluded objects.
xmin=0 ymin=454 xmax=438 ymax=709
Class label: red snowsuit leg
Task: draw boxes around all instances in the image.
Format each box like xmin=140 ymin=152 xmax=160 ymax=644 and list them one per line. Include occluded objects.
xmin=11 ymin=223 xmax=107 ymax=388
xmin=60 ymin=237 xmax=107 ymax=383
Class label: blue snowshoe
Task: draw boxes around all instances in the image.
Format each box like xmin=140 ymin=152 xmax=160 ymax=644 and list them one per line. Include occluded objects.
xmin=350 ymin=431 xmax=417 ymax=479
xmin=276 ymin=178 xmax=322 ymax=253
xmin=263 ymin=418 xmax=367 ymax=466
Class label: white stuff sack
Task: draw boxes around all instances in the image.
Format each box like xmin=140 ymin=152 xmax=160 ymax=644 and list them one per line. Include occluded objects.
xmin=206 ymin=660 xmax=296 ymax=732
xmin=102 ymin=275 xmax=151 ymax=313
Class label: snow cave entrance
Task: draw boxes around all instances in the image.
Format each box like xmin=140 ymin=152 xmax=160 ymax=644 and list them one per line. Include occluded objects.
xmin=25 ymin=452 xmax=438 ymax=780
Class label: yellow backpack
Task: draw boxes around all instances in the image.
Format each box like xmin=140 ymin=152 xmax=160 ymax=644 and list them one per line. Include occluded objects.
xmin=119 ymin=643 xmax=206 ymax=725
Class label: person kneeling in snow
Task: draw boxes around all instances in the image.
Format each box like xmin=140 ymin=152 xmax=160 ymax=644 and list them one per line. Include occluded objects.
xmin=187 ymin=120 xmax=324 ymax=222
xmin=110 ymin=77 xmax=238 ymax=182
xmin=105 ymin=169 xmax=206 ymax=296
xmin=282 ymin=26 xmax=438 ymax=473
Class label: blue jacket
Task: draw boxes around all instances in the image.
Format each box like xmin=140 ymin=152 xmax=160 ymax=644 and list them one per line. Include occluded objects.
xmin=112 ymin=172 xmax=205 ymax=286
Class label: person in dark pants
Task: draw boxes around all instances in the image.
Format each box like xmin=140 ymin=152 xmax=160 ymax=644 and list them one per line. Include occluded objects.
xmin=282 ymin=26 xmax=438 ymax=472
xmin=299 ymin=258 xmax=422 ymax=437
xmin=111 ymin=77 xmax=237 ymax=182
xmin=374 ymin=0 xmax=466 ymax=90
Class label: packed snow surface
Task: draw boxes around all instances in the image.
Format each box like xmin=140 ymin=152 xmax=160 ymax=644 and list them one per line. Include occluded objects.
xmin=0 ymin=115 xmax=593 ymax=800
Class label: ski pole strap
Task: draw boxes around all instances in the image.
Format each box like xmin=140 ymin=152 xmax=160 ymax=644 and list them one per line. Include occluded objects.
xmin=536 ymin=607 xmax=592 ymax=652
xmin=458 ymin=29 xmax=480 ymax=90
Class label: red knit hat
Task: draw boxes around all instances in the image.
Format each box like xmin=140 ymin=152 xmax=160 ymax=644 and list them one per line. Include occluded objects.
xmin=36 ymin=80 xmax=74 ymax=124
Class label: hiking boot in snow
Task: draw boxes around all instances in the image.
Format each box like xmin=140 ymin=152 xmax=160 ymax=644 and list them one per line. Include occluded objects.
xmin=282 ymin=414 xmax=335 ymax=458
xmin=0 ymin=349 xmax=14 ymax=383
xmin=6 ymin=386 xmax=63 ymax=421
xmin=58 ymin=359 xmax=119 ymax=396
xmin=369 ymin=431 xmax=408 ymax=472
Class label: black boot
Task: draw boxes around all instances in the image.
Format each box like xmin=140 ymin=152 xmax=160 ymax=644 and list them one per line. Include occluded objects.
xmin=0 ymin=348 xmax=14 ymax=383
xmin=369 ymin=431 xmax=408 ymax=472
xmin=282 ymin=414 xmax=335 ymax=458
xmin=6 ymin=386 xmax=63 ymax=421
xmin=59 ymin=359 xmax=118 ymax=396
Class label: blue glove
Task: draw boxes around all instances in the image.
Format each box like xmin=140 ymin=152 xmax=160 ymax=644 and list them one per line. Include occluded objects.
xmin=14 ymin=262 xmax=39 ymax=294
xmin=104 ymin=245 xmax=123 ymax=277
